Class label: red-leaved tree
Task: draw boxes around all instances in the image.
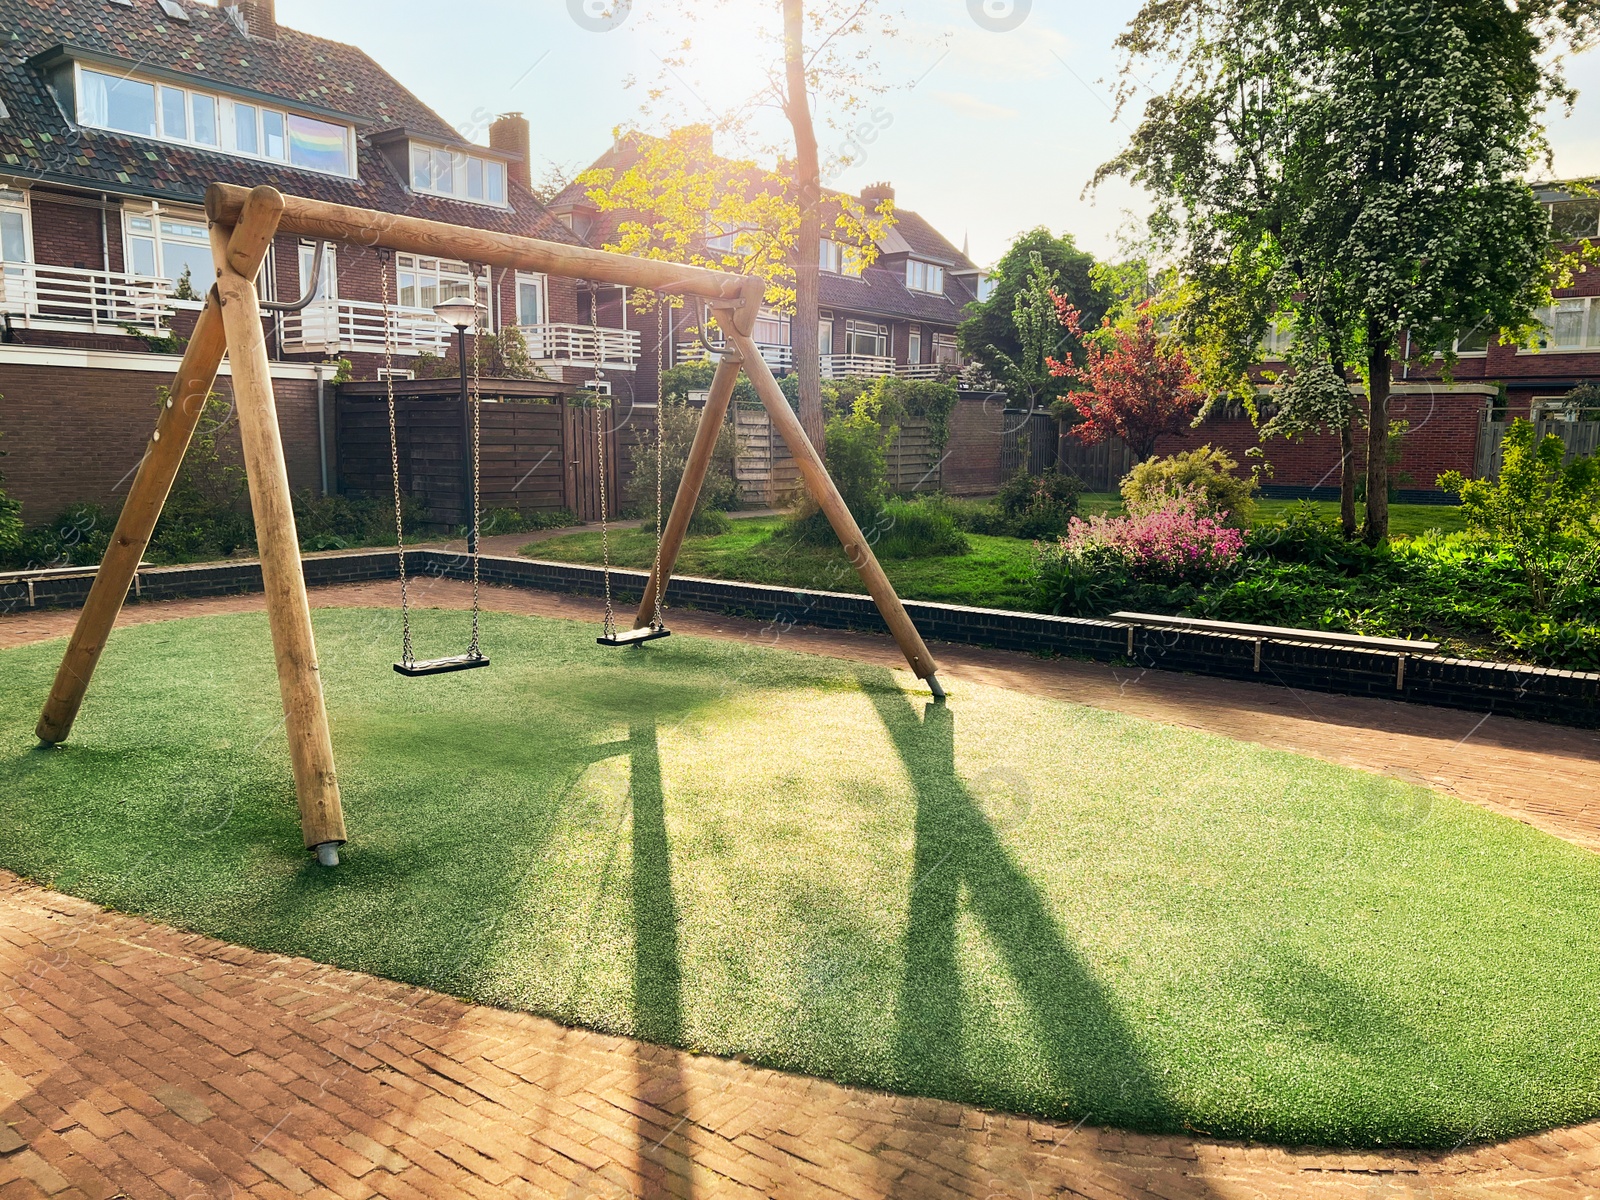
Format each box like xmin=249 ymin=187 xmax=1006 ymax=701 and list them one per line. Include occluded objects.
xmin=1049 ymin=300 xmax=1201 ymax=461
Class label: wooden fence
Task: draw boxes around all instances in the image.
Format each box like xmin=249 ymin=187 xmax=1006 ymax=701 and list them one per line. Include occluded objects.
xmin=732 ymin=409 xmax=942 ymax=503
xmin=1475 ymin=418 xmax=1600 ymax=480
xmin=999 ymin=411 xmax=1061 ymax=479
xmin=1055 ymin=428 xmax=1137 ymax=493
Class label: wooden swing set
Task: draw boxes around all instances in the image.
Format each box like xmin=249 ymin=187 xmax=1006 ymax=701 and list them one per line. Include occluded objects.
xmin=31 ymin=184 xmax=945 ymax=864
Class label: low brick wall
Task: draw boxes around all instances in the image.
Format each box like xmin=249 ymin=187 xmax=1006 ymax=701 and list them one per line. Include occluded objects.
xmin=5 ymin=550 xmax=1595 ymax=729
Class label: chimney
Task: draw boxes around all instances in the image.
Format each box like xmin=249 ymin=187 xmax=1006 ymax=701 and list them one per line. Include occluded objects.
xmin=233 ymin=0 xmax=277 ymax=39
xmin=490 ymin=113 xmax=531 ymax=191
xmin=860 ymin=181 xmax=895 ymax=210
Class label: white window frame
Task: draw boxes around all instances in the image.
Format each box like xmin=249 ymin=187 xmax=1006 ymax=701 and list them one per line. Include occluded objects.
xmin=907 ymin=324 xmax=921 ymax=365
xmin=906 ymin=260 xmax=945 ymax=294
xmin=299 ymin=241 xmax=336 ymax=301
xmin=0 ymin=188 xmax=32 ymax=311
xmin=514 ymin=271 xmax=547 ymax=326
xmin=818 ymin=310 xmax=834 ymax=357
xmin=754 ymin=307 xmax=791 ymax=347
xmin=1531 ymin=296 xmax=1600 ymax=353
xmin=73 ymin=63 xmax=356 ymax=178
xmin=122 ymin=200 xmax=211 ymax=286
xmin=932 ymin=331 xmax=960 ymax=366
xmin=845 ymin=319 xmax=887 ymax=358
xmin=408 ymin=141 xmax=509 ymax=208
xmin=395 ymin=253 xmax=490 ymax=314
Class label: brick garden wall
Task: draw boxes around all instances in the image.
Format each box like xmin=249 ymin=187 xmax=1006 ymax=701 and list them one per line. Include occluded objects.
xmin=0 ymin=361 xmax=323 ymax=523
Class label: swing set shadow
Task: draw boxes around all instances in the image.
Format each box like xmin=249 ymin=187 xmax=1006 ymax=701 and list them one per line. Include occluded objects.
xmin=30 ymin=182 xmax=946 ymax=866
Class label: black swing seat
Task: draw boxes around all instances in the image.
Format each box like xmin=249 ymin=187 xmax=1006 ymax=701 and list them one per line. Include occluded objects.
xmin=597 ymin=626 xmax=672 ymax=647
xmin=394 ymin=653 xmax=490 ymax=677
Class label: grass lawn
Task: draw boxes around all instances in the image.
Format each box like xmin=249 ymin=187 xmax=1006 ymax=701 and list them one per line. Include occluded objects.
xmin=4 ymin=609 xmax=1599 ymax=1149
xmin=1078 ymin=494 xmax=1468 ymax=537
xmin=530 ymin=517 xmax=1040 ymax=610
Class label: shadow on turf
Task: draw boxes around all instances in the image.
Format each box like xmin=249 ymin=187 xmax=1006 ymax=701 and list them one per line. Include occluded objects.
xmin=860 ymin=668 xmax=1209 ymax=1188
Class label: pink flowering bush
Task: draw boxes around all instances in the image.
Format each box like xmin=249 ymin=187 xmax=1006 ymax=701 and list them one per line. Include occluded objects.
xmin=1061 ymin=495 xmax=1246 ymax=584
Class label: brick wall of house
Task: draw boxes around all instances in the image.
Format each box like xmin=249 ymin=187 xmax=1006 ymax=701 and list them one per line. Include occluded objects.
xmin=1146 ymin=389 xmax=1489 ymax=494
xmin=0 ymin=362 xmax=322 ymax=522
xmin=942 ymin=394 xmax=1006 ymax=495
xmin=27 ymin=192 xmax=121 ymax=272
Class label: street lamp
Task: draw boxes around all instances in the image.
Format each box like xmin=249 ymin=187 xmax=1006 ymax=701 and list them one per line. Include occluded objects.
xmin=433 ymin=296 xmax=487 ymax=552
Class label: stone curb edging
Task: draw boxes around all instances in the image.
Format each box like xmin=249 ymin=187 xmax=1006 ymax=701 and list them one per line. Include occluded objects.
xmin=4 ymin=548 xmax=1596 ymax=729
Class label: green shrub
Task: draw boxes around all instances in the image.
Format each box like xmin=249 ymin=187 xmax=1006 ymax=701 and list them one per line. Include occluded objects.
xmin=414 ymin=326 xmax=547 ymax=381
xmin=1245 ymin=502 xmax=1378 ymax=573
xmin=1440 ymin=418 xmax=1600 ymax=609
xmin=995 ymin=469 xmax=1084 ymax=537
xmin=870 ymin=498 xmax=970 ymax=559
xmin=293 ymin=492 xmax=429 ymax=552
xmin=1032 ymin=540 xmax=1132 ymax=616
xmin=7 ymin=503 xmax=114 ymax=570
xmin=1122 ymin=445 xmax=1258 ymax=526
xmin=479 ymin=507 xmax=579 ymax=537
xmin=0 ymin=420 xmax=21 ymax=562
xmin=149 ymin=390 xmax=253 ymax=561
xmin=662 ymin=359 xmax=760 ymax=408
xmin=786 ymin=405 xmax=890 ymax=544
xmin=624 ymin=399 xmax=740 ymax=531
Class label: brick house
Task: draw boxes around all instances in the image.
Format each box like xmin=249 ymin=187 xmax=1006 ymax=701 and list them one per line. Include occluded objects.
xmin=0 ymin=0 xmax=646 ymax=525
xmin=547 ymin=139 xmax=987 ymax=395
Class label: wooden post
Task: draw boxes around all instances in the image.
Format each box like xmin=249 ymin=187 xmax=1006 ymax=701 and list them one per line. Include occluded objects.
xmin=634 ymin=349 xmax=742 ymax=628
xmin=210 ymin=203 xmax=347 ymax=852
xmin=35 ymin=187 xmax=283 ymax=746
xmin=724 ymin=325 xmax=943 ymax=691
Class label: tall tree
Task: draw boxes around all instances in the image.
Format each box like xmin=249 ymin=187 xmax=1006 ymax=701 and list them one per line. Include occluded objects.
xmin=625 ymin=1 xmax=902 ymax=450
xmin=957 ymin=228 xmax=1107 ymax=411
xmin=1100 ymin=0 xmax=1600 ymax=543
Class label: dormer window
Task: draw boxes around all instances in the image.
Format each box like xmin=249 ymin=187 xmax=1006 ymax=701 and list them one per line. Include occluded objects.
xmin=409 ymin=142 xmax=507 ymax=207
xmin=906 ymin=260 xmax=945 ymax=294
xmin=73 ymin=64 xmax=353 ymax=176
xmin=819 ymin=238 xmax=863 ymax=276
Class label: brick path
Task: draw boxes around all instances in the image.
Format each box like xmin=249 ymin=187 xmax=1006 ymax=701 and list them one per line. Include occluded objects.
xmin=4 ymin=584 xmax=1600 ymax=1198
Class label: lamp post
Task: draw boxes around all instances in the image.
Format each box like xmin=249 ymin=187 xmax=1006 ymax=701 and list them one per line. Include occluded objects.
xmin=432 ymin=296 xmax=486 ymax=552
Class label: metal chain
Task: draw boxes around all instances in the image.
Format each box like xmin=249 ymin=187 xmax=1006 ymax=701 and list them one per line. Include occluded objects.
xmin=650 ymin=302 xmax=666 ymax=630
xmin=592 ymin=283 xmax=615 ymax=640
xmin=468 ymin=266 xmax=485 ymax=659
xmin=381 ymin=252 xmax=413 ymax=668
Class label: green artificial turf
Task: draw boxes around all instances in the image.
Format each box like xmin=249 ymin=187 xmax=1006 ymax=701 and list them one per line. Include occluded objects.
xmin=3 ymin=608 xmax=1598 ymax=1149
xmin=529 ymin=517 xmax=1040 ymax=610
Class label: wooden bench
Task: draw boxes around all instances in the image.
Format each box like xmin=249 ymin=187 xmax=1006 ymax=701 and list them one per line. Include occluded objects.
xmin=0 ymin=563 xmax=154 ymax=608
xmin=1109 ymin=611 xmax=1441 ymax=688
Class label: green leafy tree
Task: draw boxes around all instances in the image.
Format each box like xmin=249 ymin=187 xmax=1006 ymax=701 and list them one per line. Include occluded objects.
xmin=1101 ymin=0 xmax=1599 ymax=545
xmin=1440 ymin=419 xmax=1600 ymax=610
xmin=1261 ymin=322 xmax=1364 ymax=536
xmin=958 ymin=230 xmax=1106 ymax=409
xmin=1122 ymin=445 xmax=1259 ymax=527
xmin=625 ymin=399 xmax=740 ymax=535
xmin=0 ymin=417 xmax=22 ymax=562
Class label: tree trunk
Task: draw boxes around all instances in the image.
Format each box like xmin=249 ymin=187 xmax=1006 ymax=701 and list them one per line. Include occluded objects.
xmin=783 ymin=0 xmax=826 ymax=452
xmin=1338 ymin=415 xmax=1358 ymax=539
xmin=1363 ymin=343 xmax=1391 ymax=545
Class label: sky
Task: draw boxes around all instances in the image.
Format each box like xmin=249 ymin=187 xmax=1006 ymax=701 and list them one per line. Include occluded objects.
xmin=276 ymin=0 xmax=1600 ymax=270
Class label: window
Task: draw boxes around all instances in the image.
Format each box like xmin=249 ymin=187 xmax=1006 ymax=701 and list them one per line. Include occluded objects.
xmin=74 ymin=64 xmax=353 ymax=176
xmin=933 ymin=332 xmax=959 ymax=367
xmin=754 ymin=308 xmax=790 ymax=346
xmin=515 ymin=272 xmax=546 ymax=325
xmin=409 ymin=142 xmax=508 ymax=207
xmin=395 ymin=253 xmax=488 ymax=311
xmin=299 ymin=242 xmax=336 ymax=301
xmin=1549 ymin=199 xmax=1600 ymax=242
xmin=819 ymin=239 xmax=864 ymax=276
xmin=907 ymin=325 xmax=922 ymax=364
xmin=124 ymin=202 xmax=209 ymax=286
xmin=906 ymin=260 xmax=945 ymax=294
xmin=0 ymin=190 xmax=30 ymax=308
xmin=818 ymin=311 xmax=834 ymax=357
xmin=845 ymin=319 xmax=887 ymax=358
xmin=1532 ymin=297 xmax=1600 ymax=351
xmin=976 ymin=273 xmax=997 ymax=302
xmin=1454 ymin=320 xmax=1493 ymax=354
xmin=79 ymin=70 xmax=156 ymax=137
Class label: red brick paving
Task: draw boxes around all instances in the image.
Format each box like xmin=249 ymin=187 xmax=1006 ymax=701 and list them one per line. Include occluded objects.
xmin=3 ymin=582 xmax=1600 ymax=1198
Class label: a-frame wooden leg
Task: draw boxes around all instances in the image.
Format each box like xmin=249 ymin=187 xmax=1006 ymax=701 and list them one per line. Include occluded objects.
xmin=633 ymin=349 xmax=743 ymax=628
xmin=724 ymin=324 xmax=944 ymax=695
xmin=210 ymin=202 xmax=348 ymax=853
xmin=35 ymin=187 xmax=285 ymax=746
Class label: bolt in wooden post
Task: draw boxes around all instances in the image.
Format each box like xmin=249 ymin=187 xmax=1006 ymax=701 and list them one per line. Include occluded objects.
xmin=210 ymin=201 xmax=347 ymax=851
xmin=725 ymin=324 xmax=942 ymax=689
xmin=35 ymin=187 xmax=285 ymax=746
xmin=634 ymin=349 xmax=743 ymax=628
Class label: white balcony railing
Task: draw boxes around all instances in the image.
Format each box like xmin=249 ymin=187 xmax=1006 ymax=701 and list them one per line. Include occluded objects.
xmin=677 ymin=339 xmax=795 ymax=371
xmin=0 ymin=263 xmax=175 ymax=332
xmin=280 ymin=298 xmax=455 ymax=355
xmin=521 ymin=323 xmax=642 ymax=369
xmin=822 ymin=353 xmax=899 ymax=379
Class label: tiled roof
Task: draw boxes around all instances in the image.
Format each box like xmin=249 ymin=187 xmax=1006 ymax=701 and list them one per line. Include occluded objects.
xmin=821 ymin=262 xmax=977 ymax=326
xmin=0 ymin=0 xmax=578 ymax=242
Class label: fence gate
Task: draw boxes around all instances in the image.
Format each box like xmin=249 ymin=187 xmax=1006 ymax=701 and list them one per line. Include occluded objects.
xmin=1056 ymin=430 xmax=1137 ymax=493
xmin=563 ymin=402 xmax=621 ymax=523
xmin=1000 ymin=411 xmax=1061 ymax=479
xmin=1475 ymin=417 xmax=1600 ymax=479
